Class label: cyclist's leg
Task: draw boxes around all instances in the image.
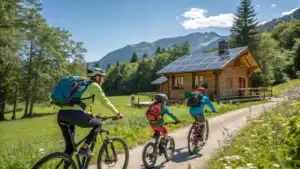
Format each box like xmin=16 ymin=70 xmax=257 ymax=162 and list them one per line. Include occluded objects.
xmin=198 ymin=114 xmax=206 ymax=139
xmin=58 ymin=110 xmax=101 ymax=156
xmin=57 ymin=122 xmax=75 ymax=154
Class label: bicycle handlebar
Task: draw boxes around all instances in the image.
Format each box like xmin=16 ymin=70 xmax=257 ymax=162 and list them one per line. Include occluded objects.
xmin=164 ymin=121 xmax=181 ymax=125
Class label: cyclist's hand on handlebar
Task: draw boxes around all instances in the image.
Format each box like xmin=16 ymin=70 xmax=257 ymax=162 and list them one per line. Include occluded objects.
xmin=116 ymin=113 xmax=124 ymax=120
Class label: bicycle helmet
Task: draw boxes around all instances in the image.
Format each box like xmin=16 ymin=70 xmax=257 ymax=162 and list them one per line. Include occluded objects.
xmin=154 ymin=93 xmax=168 ymax=102
xmin=196 ymin=87 xmax=205 ymax=92
xmin=87 ymin=67 xmax=106 ymax=77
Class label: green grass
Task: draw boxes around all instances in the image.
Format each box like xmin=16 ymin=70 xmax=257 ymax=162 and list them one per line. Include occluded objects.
xmin=272 ymin=79 xmax=300 ymax=97
xmin=208 ymin=102 xmax=300 ymax=169
xmin=0 ymin=96 xmax=267 ymax=169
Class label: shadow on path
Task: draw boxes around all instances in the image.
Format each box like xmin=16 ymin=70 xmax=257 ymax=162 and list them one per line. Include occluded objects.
xmin=171 ymin=147 xmax=202 ymax=163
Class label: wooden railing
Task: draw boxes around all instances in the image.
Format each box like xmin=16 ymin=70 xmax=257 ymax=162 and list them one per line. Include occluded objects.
xmin=220 ymin=87 xmax=272 ymax=99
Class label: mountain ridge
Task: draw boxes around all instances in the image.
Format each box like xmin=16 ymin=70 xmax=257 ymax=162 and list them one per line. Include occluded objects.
xmin=91 ymin=31 xmax=229 ymax=68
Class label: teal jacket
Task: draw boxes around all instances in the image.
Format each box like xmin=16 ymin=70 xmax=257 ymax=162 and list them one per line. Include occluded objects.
xmin=189 ymin=96 xmax=216 ymax=116
xmin=151 ymin=104 xmax=178 ymax=126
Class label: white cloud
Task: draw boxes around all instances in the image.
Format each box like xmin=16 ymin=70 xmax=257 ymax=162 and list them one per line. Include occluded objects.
xmin=281 ymin=7 xmax=300 ymax=16
xmin=256 ymin=5 xmax=260 ymax=8
xmin=271 ymin=4 xmax=276 ymax=8
xmin=181 ymin=8 xmax=234 ymax=30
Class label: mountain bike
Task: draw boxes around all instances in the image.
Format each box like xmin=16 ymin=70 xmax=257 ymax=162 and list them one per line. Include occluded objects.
xmin=31 ymin=116 xmax=129 ymax=169
xmin=142 ymin=122 xmax=179 ymax=169
xmin=187 ymin=110 xmax=210 ymax=155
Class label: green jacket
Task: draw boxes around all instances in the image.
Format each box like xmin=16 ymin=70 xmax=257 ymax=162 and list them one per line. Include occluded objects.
xmin=60 ymin=82 xmax=119 ymax=115
xmin=151 ymin=104 xmax=178 ymax=126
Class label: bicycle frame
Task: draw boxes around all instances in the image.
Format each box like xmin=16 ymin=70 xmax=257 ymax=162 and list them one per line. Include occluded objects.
xmin=62 ymin=124 xmax=111 ymax=169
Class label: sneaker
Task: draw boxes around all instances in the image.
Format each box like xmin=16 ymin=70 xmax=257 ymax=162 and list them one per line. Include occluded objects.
xmin=77 ymin=148 xmax=93 ymax=157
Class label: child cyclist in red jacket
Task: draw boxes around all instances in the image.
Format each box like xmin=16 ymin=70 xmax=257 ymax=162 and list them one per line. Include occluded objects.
xmin=146 ymin=93 xmax=181 ymax=152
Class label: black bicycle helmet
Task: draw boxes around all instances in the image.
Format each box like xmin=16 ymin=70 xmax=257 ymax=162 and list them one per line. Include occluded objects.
xmin=87 ymin=67 xmax=106 ymax=77
xmin=154 ymin=93 xmax=168 ymax=102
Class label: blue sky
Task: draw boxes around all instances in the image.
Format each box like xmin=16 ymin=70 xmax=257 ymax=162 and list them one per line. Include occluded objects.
xmin=42 ymin=0 xmax=300 ymax=62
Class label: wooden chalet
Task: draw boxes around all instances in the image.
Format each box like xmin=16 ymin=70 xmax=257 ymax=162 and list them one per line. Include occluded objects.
xmin=151 ymin=40 xmax=263 ymax=103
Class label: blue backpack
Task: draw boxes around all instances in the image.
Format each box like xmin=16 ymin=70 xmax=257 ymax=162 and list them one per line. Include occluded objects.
xmin=50 ymin=76 xmax=93 ymax=108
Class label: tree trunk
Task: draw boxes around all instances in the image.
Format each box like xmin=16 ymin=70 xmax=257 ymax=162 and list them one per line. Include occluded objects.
xmin=23 ymin=40 xmax=33 ymax=118
xmin=0 ymin=72 xmax=6 ymax=121
xmin=12 ymin=85 xmax=18 ymax=120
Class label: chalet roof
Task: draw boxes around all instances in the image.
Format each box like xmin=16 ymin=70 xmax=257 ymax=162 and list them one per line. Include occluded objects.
xmin=157 ymin=47 xmax=249 ymax=75
xmin=151 ymin=76 xmax=168 ymax=85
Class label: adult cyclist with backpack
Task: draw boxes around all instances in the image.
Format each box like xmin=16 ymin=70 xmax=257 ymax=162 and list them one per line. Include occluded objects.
xmin=187 ymin=87 xmax=216 ymax=141
xmin=52 ymin=68 xmax=123 ymax=157
xmin=146 ymin=93 xmax=181 ymax=153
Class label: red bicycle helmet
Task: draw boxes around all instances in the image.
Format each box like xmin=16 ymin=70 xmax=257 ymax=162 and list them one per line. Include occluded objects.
xmin=196 ymin=87 xmax=205 ymax=92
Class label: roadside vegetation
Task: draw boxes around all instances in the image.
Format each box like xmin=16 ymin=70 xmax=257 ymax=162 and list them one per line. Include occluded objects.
xmin=272 ymin=79 xmax=300 ymax=97
xmin=208 ymin=101 xmax=300 ymax=169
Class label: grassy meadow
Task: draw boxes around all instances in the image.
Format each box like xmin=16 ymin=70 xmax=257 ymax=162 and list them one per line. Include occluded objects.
xmin=0 ymin=95 xmax=267 ymax=169
xmin=272 ymin=79 xmax=300 ymax=97
xmin=208 ymin=101 xmax=300 ymax=169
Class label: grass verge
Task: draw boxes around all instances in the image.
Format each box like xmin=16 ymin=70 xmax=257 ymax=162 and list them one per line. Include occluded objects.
xmin=272 ymin=79 xmax=300 ymax=97
xmin=208 ymin=101 xmax=300 ymax=169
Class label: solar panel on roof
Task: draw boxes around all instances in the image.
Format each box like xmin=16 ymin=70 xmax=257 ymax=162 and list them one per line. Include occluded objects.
xmin=157 ymin=47 xmax=248 ymax=75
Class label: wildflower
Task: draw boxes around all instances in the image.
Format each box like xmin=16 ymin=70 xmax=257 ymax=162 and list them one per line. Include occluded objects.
xmin=236 ymin=167 xmax=245 ymax=169
xmin=230 ymin=155 xmax=241 ymax=161
xmin=246 ymin=163 xmax=254 ymax=167
xmin=244 ymin=147 xmax=251 ymax=151
xmin=218 ymin=157 xmax=224 ymax=161
xmin=262 ymin=124 xmax=269 ymax=126
xmin=251 ymin=134 xmax=256 ymax=137
xmin=286 ymin=157 xmax=292 ymax=161
xmin=224 ymin=156 xmax=231 ymax=161
xmin=225 ymin=167 xmax=233 ymax=169
xmin=39 ymin=148 xmax=45 ymax=154
xmin=272 ymin=164 xmax=280 ymax=168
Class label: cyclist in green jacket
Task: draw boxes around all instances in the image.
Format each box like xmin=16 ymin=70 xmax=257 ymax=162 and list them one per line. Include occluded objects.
xmin=57 ymin=68 xmax=123 ymax=157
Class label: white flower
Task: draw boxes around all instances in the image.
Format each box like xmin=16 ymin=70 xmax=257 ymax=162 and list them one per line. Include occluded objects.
xmin=225 ymin=167 xmax=233 ymax=169
xmin=246 ymin=163 xmax=254 ymax=167
xmin=218 ymin=157 xmax=224 ymax=161
xmin=268 ymin=136 xmax=272 ymax=139
xmin=230 ymin=155 xmax=241 ymax=160
xmin=251 ymin=134 xmax=256 ymax=137
xmin=271 ymin=131 xmax=276 ymax=134
xmin=236 ymin=167 xmax=245 ymax=169
xmin=224 ymin=156 xmax=231 ymax=161
xmin=286 ymin=157 xmax=292 ymax=161
xmin=244 ymin=147 xmax=251 ymax=151
xmin=262 ymin=124 xmax=269 ymax=126
xmin=272 ymin=164 xmax=280 ymax=168
xmin=39 ymin=148 xmax=45 ymax=154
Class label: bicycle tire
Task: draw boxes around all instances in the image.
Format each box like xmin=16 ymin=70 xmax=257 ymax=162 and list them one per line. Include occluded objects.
xmin=164 ymin=136 xmax=175 ymax=161
xmin=97 ymin=137 xmax=129 ymax=169
xmin=31 ymin=152 xmax=77 ymax=169
xmin=142 ymin=142 xmax=157 ymax=169
xmin=204 ymin=119 xmax=209 ymax=141
xmin=187 ymin=125 xmax=198 ymax=155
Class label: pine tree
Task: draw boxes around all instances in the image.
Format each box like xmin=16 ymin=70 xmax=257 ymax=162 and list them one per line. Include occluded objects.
xmin=155 ymin=46 xmax=161 ymax=54
xmin=142 ymin=52 xmax=148 ymax=59
xmin=116 ymin=60 xmax=120 ymax=66
xmin=161 ymin=48 xmax=166 ymax=53
xmin=107 ymin=64 xmax=111 ymax=70
xmin=130 ymin=52 xmax=138 ymax=63
xmin=230 ymin=0 xmax=259 ymax=51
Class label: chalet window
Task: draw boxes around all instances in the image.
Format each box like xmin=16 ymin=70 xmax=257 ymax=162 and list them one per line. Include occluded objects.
xmin=173 ymin=76 xmax=184 ymax=89
xmin=228 ymin=79 xmax=233 ymax=89
xmin=194 ymin=75 xmax=204 ymax=88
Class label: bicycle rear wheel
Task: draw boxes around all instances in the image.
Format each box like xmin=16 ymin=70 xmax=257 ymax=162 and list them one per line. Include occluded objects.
xmin=142 ymin=142 xmax=157 ymax=169
xmin=31 ymin=152 xmax=77 ymax=169
xmin=187 ymin=125 xmax=199 ymax=155
xmin=97 ymin=137 xmax=129 ymax=169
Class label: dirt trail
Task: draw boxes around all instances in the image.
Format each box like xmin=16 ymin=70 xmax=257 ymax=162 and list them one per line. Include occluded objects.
xmin=89 ymin=102 xmax=278 ymax=169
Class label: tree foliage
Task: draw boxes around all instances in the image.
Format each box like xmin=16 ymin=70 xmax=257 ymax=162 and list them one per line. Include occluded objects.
xmin=230 ymin=0 xmax=259 ymax=52
xmin=130 ymin=52 xmax=138 ymax=63
xmin=0 ymin=0 xmax=87 ymax=120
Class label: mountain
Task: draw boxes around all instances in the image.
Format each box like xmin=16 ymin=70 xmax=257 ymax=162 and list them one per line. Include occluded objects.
xmin=259 ymin=8 xmax=300 ymax=31
xmin=91 ymin=32 xmax=229 ymax=68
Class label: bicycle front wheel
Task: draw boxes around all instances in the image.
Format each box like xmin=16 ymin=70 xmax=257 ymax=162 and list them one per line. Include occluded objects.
xmin=164 ymin=136 xmax=175 ymax=161
xmin=142 ymin=142 xmax=157 ymax=169
xmin=187 ymin=125 xmax=199 ymax=155
xmin=97 ymin=137 xmax=129 ymax=169
xmin=31 ymin=152 xmax=77 ymax=169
